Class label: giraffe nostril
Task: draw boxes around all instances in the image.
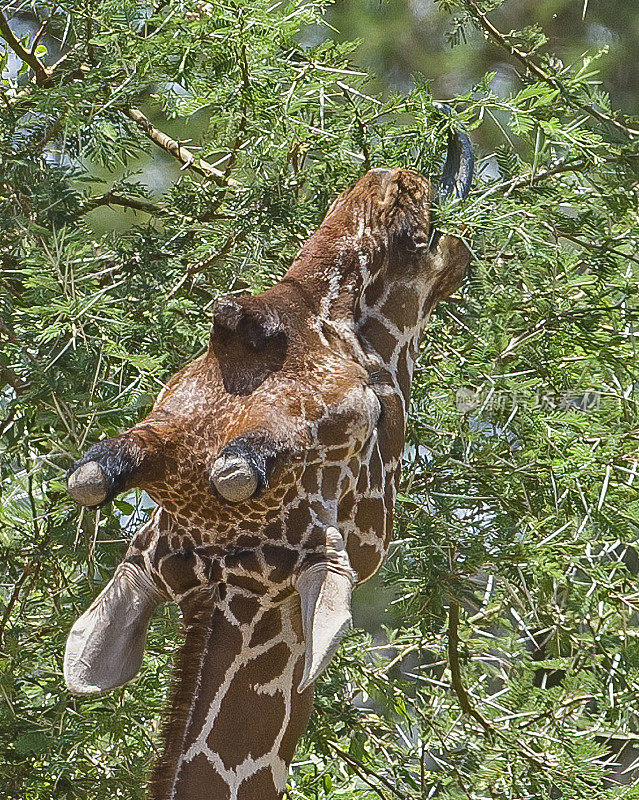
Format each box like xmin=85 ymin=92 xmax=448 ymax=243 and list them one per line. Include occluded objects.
xmin=210 ymin=453 xmax=259 ymax=502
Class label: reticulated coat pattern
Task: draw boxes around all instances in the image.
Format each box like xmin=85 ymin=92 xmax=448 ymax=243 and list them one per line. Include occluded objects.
xmin=65 ymin=166 xmax=471 ymax=800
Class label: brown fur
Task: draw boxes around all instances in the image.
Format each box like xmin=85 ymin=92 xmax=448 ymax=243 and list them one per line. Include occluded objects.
xmin=72 ymin=168 xmax=470 ymax=799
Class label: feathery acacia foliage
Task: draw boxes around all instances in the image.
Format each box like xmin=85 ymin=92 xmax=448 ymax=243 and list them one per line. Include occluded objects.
xmin=1 ymin=0 xmax=638 ymax=797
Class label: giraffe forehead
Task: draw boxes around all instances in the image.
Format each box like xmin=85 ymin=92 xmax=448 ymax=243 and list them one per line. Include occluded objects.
xmin=113 ymin=327 xmax=381 ymax=535
xmin=148 ymin=333 xmax=369 ymax=443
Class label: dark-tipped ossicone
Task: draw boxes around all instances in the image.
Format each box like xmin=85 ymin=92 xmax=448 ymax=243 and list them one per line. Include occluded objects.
xmin=66 ymin=437 xmax=146 ymax=508
xmin=67 ymin=460 xmax=109 ymax=506
xmin=210 ymin=452 xmax=259 ymax=502
xmin=211 ymin=296 xmax=286 ymax=353
xmin=210 ymin=433 xmax=282 ymax=503
xmin=434 ymin=101 xmax=474 ymax=202
xmin=64 ymin=562 xmax=163 ymax=694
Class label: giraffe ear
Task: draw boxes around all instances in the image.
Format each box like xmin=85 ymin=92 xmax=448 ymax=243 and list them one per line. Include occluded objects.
xmin=64 ymin=562 xmax=163 ymax=694
xmin=211 ymin=296 xmax=285 ymax=352
xmin=295 ymin=528 xmax=357 ymax=693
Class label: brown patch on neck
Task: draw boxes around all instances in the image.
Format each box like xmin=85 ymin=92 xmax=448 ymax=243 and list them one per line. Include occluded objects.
xmin=149 ymin=595 xmax=314 ymax=800
xmin=205 ymin=641 xmax=290 ymax=770
xmin=237 ymin=767 xmax=279 ymax=799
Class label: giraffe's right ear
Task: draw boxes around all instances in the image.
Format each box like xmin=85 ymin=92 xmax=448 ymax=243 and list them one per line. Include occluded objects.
xmin=64 ymin=562 xmax=163 ymax=694
xmin=295 ymin=528 xmax=357 ymax=693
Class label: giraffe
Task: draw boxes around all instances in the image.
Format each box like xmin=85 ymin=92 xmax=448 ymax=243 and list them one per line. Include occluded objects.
xmin=63 ymin=115 xmax=473 ymax=800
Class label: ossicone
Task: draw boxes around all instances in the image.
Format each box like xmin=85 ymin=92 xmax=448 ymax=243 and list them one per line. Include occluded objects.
xmin=67 ymin=436 xmax=147 ymax=507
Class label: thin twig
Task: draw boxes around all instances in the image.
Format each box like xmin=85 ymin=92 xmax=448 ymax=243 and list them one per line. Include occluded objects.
xmin=0 ymin=571 xmax=30 ymax=644
xmin=31 ymin=19 xmax=49 ymax=53
xmin=539 ymin=221 xmax=639 ymax=266
xmin=476 ymin=156 xmax=588 ymax=201
xmin=165 ymin=231 xmax=247 ymax=299
xmin=447 ymin=598 xmax=493 ymax=735
xmin=0 ymin=9 xmax=50 ymax=85
xmin=124 ymin=106 xmax=226 ymax=182
xmin=35 ymin=114 xmax=64 ymax=152
xmin=0 ymin=363 xmax=28 ymax=394
xmin=326 ymin=740 xmax=406 ymax=800
xmin=447 ymin=599 xmax=559 ymax=772
xmin=31 ymin=20 xmax=48 ymax=53
xmin=77 ymin=191 xmax=161 ymax=216
xmin=340 ymin=85 xmax=371 ymax=170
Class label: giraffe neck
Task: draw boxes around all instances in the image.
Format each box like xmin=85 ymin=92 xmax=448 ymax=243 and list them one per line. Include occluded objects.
xmin=150 ymin=589 xmax=312 ymax=800
xmin=281 ymin=169 xmax=434 ymax=408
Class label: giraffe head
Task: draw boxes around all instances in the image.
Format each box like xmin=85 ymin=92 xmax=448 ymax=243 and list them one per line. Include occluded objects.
xmin=64 ymin=282 xmax=382 ymax=693
xmin=66 ymin=285 xmax=383 ymax=524
xmin=64 ymin=116 xmax=473 ymax=799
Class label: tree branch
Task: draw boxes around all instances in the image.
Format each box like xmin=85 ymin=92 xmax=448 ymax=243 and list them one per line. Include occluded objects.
xmin=165 ymin=231 xmax=247 ymax=299
xmin=447 ymin=598 xmax=494 ymax=736
xmin=77 ymin=191 xmax=161 ymax=216
xmin=475 ymin=155 xmax=588 ymax=201
xmin=539 ymin=221 xmax=639 ymax=266
xmin=0 ymin=9 xmax=51 ymax=86
xmin=326 ymin=740 xmax=406 ymax=800
xmin=31 ymin=20 xmax=48 ymax=53
xmin=0 ymin=362 xmax=28 ymax=395
xmin=463 ymin=0 xmax=639 ymax=139
xmin=0 ymin=13 xmax=229 ymax=183
xmin=0 ymin=570 xmax=30 ymax=644
xmin=123 ymin=106 xmax=226 ymax=182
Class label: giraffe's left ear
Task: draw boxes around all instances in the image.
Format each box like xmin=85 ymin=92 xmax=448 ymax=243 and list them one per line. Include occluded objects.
xmin=295 ymin=528 xmax=357 ymax=693
xmin=64 ymin=562 xmax=163 ymax=694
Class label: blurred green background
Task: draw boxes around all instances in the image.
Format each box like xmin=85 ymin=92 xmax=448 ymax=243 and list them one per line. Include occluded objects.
xmin=76 ymin=0 xmax=639 ymax=233
xmin=329 ymin=0 xmax=638 ymax=113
